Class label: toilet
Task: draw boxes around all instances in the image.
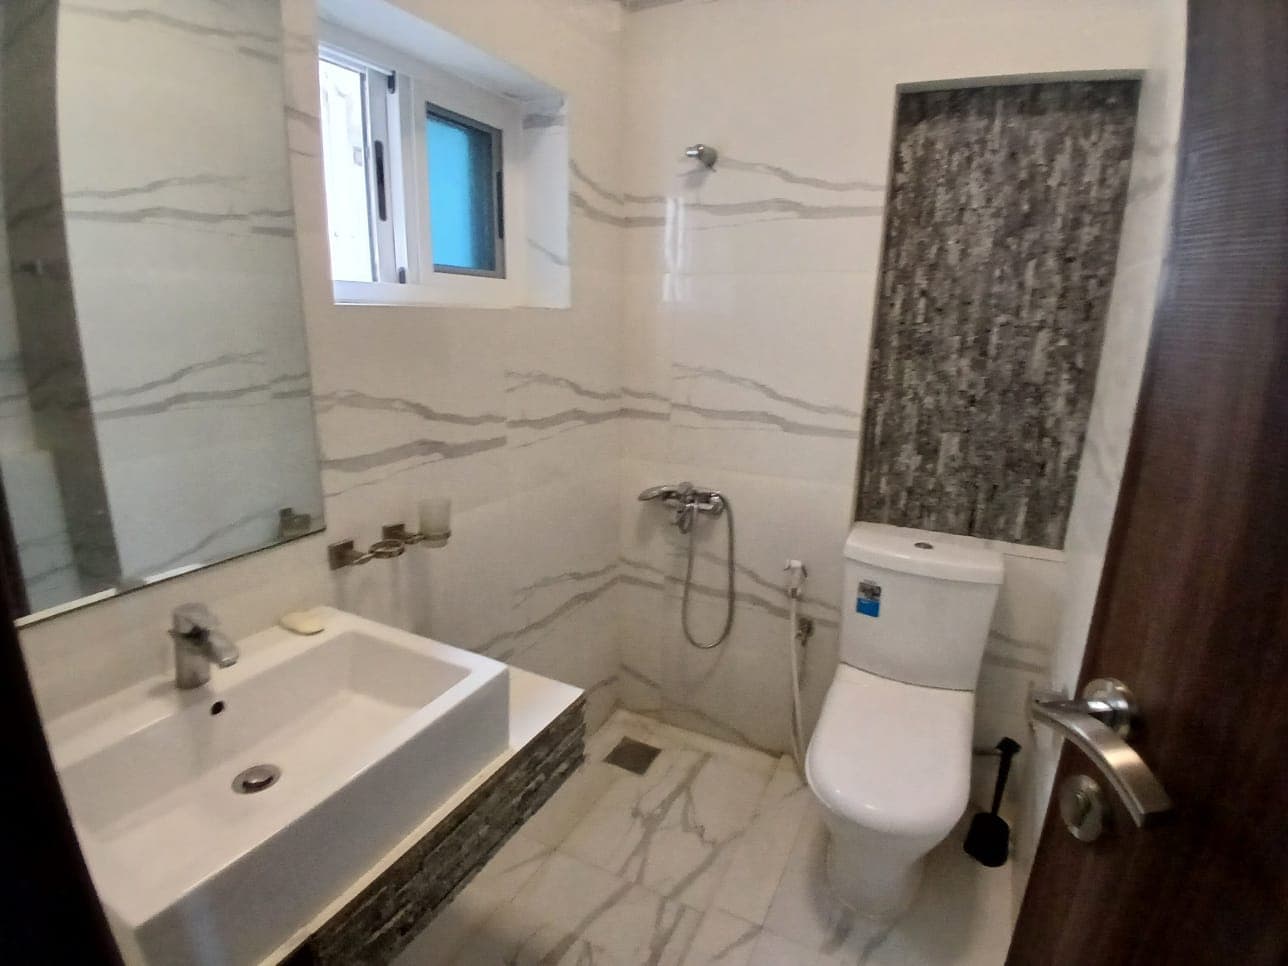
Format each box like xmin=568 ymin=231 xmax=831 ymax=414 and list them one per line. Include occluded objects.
xmin=805 ymin=522 xmax=1003 ymax=917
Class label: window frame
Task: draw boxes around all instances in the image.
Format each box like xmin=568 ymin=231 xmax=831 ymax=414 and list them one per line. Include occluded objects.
xmin=423 ymin=100 xmax=505 ymax=279
xmin=317 ymin=22 xmax=525 ymax=308
xmin=317 ymin=45 xmax=402 ymax=284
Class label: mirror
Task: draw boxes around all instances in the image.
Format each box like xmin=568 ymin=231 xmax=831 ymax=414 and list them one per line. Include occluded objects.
xmin=0 ymin=0 xmax=324 ymax=620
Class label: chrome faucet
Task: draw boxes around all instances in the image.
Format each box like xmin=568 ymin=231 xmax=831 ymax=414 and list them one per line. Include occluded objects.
xmin=170 ymin=603 xmax=239 ymax=689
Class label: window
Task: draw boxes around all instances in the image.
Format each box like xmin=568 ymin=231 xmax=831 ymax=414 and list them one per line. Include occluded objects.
xmin=425 ymin=105 xmax=502 ymax=276
xmin=317 ymin=53 xmax=396 ymax=283
xmin=316 ymin=26 xmax=520 ymax=306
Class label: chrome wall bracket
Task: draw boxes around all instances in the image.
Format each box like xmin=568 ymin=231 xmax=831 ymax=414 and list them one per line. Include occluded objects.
xmin=382 ymin=523 xmax=426 ymax=546
xmin=327 ymin=535 xmax=406 ymax=570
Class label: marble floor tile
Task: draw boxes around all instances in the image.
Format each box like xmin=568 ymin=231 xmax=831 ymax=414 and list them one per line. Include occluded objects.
xmin=521 ymin=757 xmax=623 ymax=849
xmin=394 ymin=834 xmax=551 ymax=965
xmin=562 ymin=743 xmax=774 ymax=910
xmin=459 ymin=851 xmax=702 ymax=965
xmin=593 ymin=708 xmax=779 ymax=780
xmin=448 ymin=915 xmax=628 ymax=965
xmin=712 ymin=754 xmax=812 ymax=925
xmin=763 ymin=801 xmax=1013 ymax=965
xmin=748 ymin=929 xmax=832 ymax=966
xmin=671 ymin=909 xmax=763 ymax=966
xmin=406 ymin=712 xmax=1014 ymax=966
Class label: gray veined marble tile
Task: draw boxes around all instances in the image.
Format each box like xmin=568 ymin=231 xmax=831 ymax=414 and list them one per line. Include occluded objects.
xmin=673 ymin=908 xmax=762 ymax=966
xmin=459 ymin=851 xmax=702 ymax=965
xmin=673 ymin=365 xmax=862 ymax=421
xmin=562 ymin=744 xmax=774 ymax=911
xmin=620 ymin=553 xmax=838 ymax=631
xmin=528 ymin=236 xmax=570 ymax=267
xmin=718 ymin=156 xmax=885 ymax=194
xmin=507 ymin=370 xmax=621 ymax=402
xmin=313 ymin=389 xmax=506 ymax=427
xmin=62 ymin=2 xmax=280 ymax=51
xmin=394 ymin=835 xmax=553 ymax=965
xmin=762 ymin=800 xmax=1014 ymax=965
xmin=479 ymin=569 xmax=619 ymax=664
xmin=713 ymin=756 xmax=811 ymax=926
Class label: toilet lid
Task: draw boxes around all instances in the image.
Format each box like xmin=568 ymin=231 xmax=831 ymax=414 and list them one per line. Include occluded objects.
xmin=805 ymin=664 xmax=973 ymax=838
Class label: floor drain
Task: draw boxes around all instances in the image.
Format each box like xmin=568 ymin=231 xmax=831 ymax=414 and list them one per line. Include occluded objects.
xmin=232 ymin=764 xmax=281 ymax=794
xmin=604 ymin=737 xmax=661 ymax=775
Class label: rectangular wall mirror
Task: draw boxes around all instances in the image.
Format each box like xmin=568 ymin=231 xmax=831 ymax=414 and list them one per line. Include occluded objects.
xmin=0 ymin=0 xmax=324 ymax=621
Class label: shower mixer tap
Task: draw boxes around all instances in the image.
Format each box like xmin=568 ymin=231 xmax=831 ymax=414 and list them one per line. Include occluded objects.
xmin=637 ymin=482 xmax=724 ymax=531
xmin=637 ymin=481 xmax=737 ymax=649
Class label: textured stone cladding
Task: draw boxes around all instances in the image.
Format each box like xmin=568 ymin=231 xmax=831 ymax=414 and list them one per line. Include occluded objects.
xmin=286 ymin=697 xmax=585 ymax=965
xmin=857 ymin=81 xmax=1140 ymax=549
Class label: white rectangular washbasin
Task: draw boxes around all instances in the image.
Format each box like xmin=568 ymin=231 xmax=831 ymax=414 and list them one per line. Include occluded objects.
xmin=49 ymin=607 xmax=510 ymax=965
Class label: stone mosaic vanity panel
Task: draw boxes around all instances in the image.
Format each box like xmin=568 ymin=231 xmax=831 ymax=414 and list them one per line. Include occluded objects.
xmin=285 ymin=697 xmax=585 ymax=965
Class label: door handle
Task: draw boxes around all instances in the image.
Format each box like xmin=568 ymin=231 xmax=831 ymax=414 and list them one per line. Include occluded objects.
xmin=1029 ymin=678 xmax=1173 ymax=827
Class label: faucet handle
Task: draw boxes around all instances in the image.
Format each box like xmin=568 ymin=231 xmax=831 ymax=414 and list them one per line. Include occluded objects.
xmin=172 ymin=602 xmax=218 ymax=634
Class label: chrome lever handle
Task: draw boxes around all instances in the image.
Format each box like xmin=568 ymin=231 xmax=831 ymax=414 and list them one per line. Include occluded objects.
xmin=1030 ymin=678 xmax=1173 ymax=828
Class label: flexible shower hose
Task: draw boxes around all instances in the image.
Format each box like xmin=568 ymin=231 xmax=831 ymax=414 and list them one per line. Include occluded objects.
xmin=680 ymin=496 xmax=735 ymax=649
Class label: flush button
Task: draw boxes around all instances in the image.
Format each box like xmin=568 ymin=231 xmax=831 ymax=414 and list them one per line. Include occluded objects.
xmin=914 ymin=541 xmax=934 ymax=549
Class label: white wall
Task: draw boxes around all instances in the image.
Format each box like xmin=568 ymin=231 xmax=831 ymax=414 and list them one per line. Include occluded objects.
xmin=19 ymin=0 xmax=628 ymax=731
xmin=614 ymin=0 xmax=1184 ymax=884
xmin=16 ymin=2 xmax=1185 ymax=904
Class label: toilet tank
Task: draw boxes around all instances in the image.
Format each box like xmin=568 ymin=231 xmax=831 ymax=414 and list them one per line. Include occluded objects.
xmin=840 ymin=523 xmax=1004 ymax=690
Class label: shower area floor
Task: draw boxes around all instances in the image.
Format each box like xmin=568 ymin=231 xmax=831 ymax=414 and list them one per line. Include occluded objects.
xmin=396 ymin=710 xmax=1014 ymax=965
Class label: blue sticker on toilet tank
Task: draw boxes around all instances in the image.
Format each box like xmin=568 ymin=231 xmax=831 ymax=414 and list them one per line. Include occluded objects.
xmin=857 ymin=579 xmax=881 ymax=617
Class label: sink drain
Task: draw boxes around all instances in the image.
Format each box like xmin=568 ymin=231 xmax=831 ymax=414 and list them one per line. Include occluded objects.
xmin=232 ymin=764 xmax=281 ymax=794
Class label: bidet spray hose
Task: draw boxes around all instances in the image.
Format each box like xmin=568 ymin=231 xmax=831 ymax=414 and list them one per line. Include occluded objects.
xmin=785 ymin=560 xmax=808 ymax=771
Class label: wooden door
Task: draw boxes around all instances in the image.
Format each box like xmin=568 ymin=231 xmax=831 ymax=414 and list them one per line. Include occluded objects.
xmin=1007 ymin=2 xmax=1288 ymax=963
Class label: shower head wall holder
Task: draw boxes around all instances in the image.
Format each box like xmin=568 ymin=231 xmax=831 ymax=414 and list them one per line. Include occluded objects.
xmin=685 ymin=144 xmax=718 ymax=169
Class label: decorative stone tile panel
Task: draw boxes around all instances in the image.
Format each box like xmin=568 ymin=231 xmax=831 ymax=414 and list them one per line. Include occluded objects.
xmin=857 ymin=81 xmax=1139 ymax=548
xmin=285 ymin=697 xmax=585 ymax=965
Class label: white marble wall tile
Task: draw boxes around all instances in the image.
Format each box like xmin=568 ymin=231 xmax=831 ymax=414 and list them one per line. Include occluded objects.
xmin=20 ymin=0 xmax=629 ymax=723
xmin=665 ymin=273 xmax=872 ymax=484
xmin=615 ymin=579 xmax=670 ymax=720
xmin=524 ymin=103 xmax=573 ymax=308
xmin=399 ymin=500 xmax=525 ymax=652
xmin=619 ymin=456 xmax=851 ymax=753
xmin=619 ymin=272 xmax=674 ymax=462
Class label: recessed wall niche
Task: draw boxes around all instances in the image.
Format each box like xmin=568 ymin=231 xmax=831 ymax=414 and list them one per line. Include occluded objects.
xmin=857 ymin=80 xmax=1139 ymax=549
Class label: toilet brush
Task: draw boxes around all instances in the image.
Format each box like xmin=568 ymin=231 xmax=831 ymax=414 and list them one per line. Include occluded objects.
xmin=964 ymin=737 xmax=1022 ymax=867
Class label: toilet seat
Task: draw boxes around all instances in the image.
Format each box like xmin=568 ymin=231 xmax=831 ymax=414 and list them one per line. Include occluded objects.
xmin=805 ymin=664 xmax=974 ymax=839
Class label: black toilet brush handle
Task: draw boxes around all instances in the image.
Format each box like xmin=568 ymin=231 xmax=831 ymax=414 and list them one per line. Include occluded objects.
xmin=989 ymin=737 xmax=1022 ymax=816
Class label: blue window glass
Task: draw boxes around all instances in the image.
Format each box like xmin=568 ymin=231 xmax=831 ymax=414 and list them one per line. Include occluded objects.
xmin=426 ymin=108 xmax=500 ymax=274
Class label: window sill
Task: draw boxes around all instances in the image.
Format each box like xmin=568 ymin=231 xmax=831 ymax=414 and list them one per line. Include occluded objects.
xmin=332 ymin=279 xmax=523 ymax=310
